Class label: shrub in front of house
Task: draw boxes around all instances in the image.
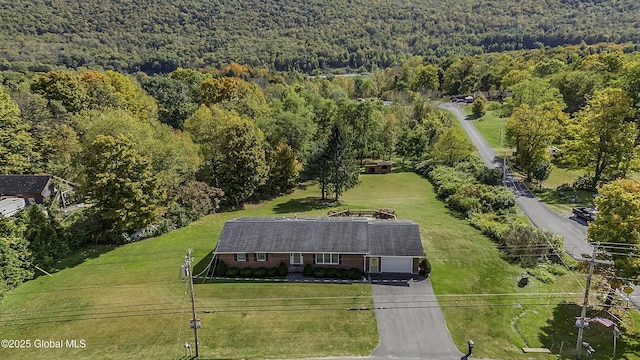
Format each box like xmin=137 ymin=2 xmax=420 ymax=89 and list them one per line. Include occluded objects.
xmin=325 ymin=268 xmax=338 ymax=278
xmin=335 ymin=268 xmax=347 ymax=279
xmin=419 ymin=258 xmax=431 ymax=276
xmin=267 ymin=268 xmax=278 ymax=277
xmin=313 ymin=267 xmax=326 ymax=278
xmin=215 ymin=260 xmax=227 ymax=276
xmin=252 ymin=267 xmax=267 ymax=278
xmin=226 ymin=268 xmax=240 ymax=277
xmin=239 ymin=268 xmax=253 ymax=277
xmin=277 ymin=262 xmax=288 ymax=277
xmin=303 ymin=264 xmax=313 ymax=276
xmin=347 ymin=268 xmax=364 ymax=280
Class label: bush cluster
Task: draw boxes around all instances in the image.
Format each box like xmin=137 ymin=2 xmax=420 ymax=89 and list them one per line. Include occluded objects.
xmin=415 ymin=158 xmax=515 ymax=216
xmin=415 ymin=156 xmax=566 ymax=272
xmin=310 ymin=266 xmax=363 ymax=279
xmin=214 ymin=261 xmax=288 ymax=278
xmin=448 ymin=184 xmax=515 ymax=215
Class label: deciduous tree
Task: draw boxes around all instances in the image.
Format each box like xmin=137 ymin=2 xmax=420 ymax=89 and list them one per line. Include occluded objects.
xmin=82 ymin=134 xmax=165 ymax=236
xmin=210 ymin=119 xmax=268 ymax=206
xmin=503 ymin=78 xmax=564 ymax=116
xmin=564 ymin=88 xmax=637 ymax=188
xmin=471 ymin=93 xmax=487 ymax=118
xmin=588 ymin=179 xmax=640 ymax=284
xmin=31 ymin=70 xmax=88 ymax=114
xmin=338 ymin=98 xmax=383 ymax=163
xmin=410 ymin=64 xmax=440 ymax=93
xmin=0 ymin=85 xmax=37 ymax=173
xmin=433 ymin=127 xmax=475 ymax=166
xmin=506 ymin=101 xmax=565 ymax=179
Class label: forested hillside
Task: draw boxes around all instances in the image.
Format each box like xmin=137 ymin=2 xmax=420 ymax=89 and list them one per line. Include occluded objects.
xmin=0 ymin=0 xmax=639 ymax=73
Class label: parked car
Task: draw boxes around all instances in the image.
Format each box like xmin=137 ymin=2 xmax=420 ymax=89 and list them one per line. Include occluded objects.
xmin=572 ymin=207 xmax=597 ymax=222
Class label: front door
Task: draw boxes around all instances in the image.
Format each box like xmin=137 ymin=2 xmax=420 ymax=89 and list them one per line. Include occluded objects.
xmin=369 ymin=257 xmax=379 ymax=273
xmin=290 ymin=253 xmax=303 ymax=265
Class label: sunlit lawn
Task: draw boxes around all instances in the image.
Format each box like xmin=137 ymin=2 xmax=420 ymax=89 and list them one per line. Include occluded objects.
xmin=1 ymin=173 xmax=638 ymax=359
xmin=461 ymin=104 xmax=601 ymax=214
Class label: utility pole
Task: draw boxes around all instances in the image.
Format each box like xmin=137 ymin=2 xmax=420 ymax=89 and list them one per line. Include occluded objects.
xmin=185 ymin=248 xmax=199 ymax=358
xmin=575 ymin=244 xmax=599 ymax=360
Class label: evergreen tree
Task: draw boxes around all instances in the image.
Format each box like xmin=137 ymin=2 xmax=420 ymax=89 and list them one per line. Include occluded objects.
xmin=19 ymin=205 xmax=68 ymax=268
xmin=326 ymin=124 xmax=360 ymax=201
xmin=0 ymin=217 xmax=33 ymax=296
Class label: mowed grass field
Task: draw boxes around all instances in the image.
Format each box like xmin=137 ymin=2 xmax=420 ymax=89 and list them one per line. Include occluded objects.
xmin=1 ymin=172 xmax=638 ymax=359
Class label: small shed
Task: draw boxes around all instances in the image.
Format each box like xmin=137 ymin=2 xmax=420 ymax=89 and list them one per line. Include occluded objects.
xmin=364 ymin=161 xmax=392 ymax=174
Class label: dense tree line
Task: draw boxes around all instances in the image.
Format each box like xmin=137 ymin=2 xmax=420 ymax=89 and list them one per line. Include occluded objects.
xmin=2 ymin=44 xmax=640 ymax=294
xmin=0 ymin=0 xmax=639 ymax=73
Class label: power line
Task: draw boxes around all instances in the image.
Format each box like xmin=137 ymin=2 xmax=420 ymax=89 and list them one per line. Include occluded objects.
xmin=0 ymin=291 xmax=594 ymax=328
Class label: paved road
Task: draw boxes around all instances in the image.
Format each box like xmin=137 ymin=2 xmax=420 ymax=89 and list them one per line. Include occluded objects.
xmin=440 ymin=103 xmax=593 ymax=260
xmin=370 ymin=276 xmax=464 ymax=359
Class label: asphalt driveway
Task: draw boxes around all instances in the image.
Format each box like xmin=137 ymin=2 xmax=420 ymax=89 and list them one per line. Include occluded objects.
xmin=370 ymin=276 xmax=464 ymax=359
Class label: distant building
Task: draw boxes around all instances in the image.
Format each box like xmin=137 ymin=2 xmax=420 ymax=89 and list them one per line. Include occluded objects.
xmin=0 ymin=197 xmax=26 ymax=217
xmin=364 ymin=161 xmax=392 ymax=174
xmin=0 ymin=175 xmax=54 ymax=204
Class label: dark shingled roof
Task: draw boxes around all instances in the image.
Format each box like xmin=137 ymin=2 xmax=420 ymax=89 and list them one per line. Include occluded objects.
xmin=216 ymin=217 xmax=424 ymax=257
xmin=0 ymin=175 xmax=52 ymax=195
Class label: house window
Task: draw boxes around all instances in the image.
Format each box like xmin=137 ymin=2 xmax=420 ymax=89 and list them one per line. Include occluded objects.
xmin=256 ymin=253 xmax=267 ymax=261
xmin=315 ymin=253 xmax=339 ymax=265
xmin=381 ymin=165 xmax=388 ymax=169
xmin=237 ymin=253 xmax=247 ymax=262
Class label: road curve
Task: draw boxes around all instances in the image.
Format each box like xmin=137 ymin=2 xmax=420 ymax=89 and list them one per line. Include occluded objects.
xmin=439 ymin=103 xmax=593 ymax=259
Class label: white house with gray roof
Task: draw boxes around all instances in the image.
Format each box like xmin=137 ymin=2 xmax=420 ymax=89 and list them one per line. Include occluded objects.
xmin=214 ymin=216 xmax=425 ymax=274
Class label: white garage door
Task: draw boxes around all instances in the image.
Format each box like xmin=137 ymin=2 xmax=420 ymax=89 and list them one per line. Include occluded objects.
xmin=381 ymin=257 xmax=412 ymax=273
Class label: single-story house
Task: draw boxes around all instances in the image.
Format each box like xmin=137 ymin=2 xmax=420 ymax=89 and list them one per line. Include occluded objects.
xmin=0 ymin=175 xmax=54 ymax=204
xmin=364 ymin=161 xmax=392 ymax=174
xmin=214 ymin=216 xmax=425 ymax=274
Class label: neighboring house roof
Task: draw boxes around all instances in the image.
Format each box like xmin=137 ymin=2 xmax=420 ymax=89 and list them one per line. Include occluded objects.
xmin=215 ymin=217 xmax=424 ymax=257
xmin=0 ymin=197 xmax=26 ymax=217
xmin=0 ymin=175 xmax=53 ymax=196
xmin=364 ymin=161 xmax=392 ymax=167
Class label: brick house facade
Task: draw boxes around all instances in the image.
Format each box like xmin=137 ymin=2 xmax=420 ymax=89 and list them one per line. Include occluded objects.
xmin=214 ymin=217 xmax=424 ymax=274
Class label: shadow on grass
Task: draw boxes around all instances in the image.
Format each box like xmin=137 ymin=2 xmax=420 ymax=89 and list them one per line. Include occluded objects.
xmin=272 ymin=197 xmax=335 ymax=214
xmin=539 ymin=302 xmax=640 ymax=358
xmin=532 ymin=188 xmax=595 ymax=208
xmin=192 ymin=251 xmax=214 ymax=278
xmin=45 ymin=244 xmax=115 ymax=275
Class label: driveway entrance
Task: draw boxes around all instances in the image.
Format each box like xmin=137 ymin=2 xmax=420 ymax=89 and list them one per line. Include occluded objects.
xmin=371 ymin=275 xmax=463 ymax=359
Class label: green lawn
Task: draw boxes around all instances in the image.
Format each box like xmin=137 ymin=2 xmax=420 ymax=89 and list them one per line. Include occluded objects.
xmin=461 ymin=105 xmax=599 ymax=211
xmin=1 ymin=172 xmax=638 ymax=359
xmin=468 ymin=108 xmax=511 ymax=155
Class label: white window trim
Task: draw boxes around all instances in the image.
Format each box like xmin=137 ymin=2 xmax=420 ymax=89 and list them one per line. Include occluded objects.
xmin=256 ymin=253 xmax=267 ymax=261
xmin=290 ymin=253 xmax=303 ymax=265
xmin=237 ymin=253 xmax=247 ymax=262
xmin=315 ymin=253 xmax=339 ymax=265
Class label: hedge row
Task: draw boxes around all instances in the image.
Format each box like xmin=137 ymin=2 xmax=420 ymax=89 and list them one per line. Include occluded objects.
xmin=214 ymin=261 xmax=288 ymax=278
xmin=303 ymin=264 xmax=364 ymax=280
